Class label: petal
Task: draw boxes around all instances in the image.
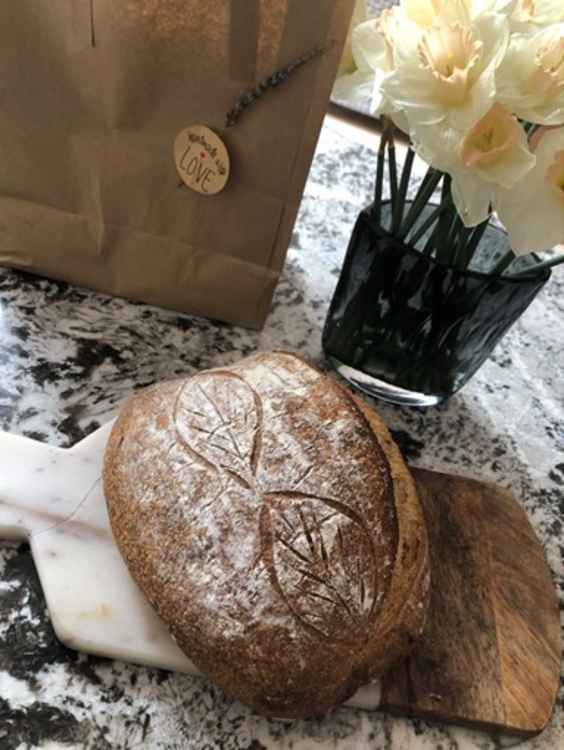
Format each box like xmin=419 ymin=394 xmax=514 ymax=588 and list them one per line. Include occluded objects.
xmin=473 ymin=129 xmax=537 ymax=189
xmin=332 ymin=70 xmax=375 ymax=106
xmin=497 ymin=184 xmax=564 ymax=252
xmin=535 ymin=127 xmax=564 ymax=165
xmin=400 ymin=0 xmax=438 ymax=28
xmin=496 ymin=26 xmax=564 ymax=125
xmin=529 ymin=0 xmax=564 ymax=24
xmin=371 ymin=71 xmax=394 ymax=116
xmin=352 ymin=19 xmax=393 ymax=73
xmin=340 ymin=0 xmax=368 ymax=74
xmin=380 ymin=65 xmax=446 ymax=125
xmin=495 ymin=46 xmax=533 ymax=116
xmin=451 ymin=172 xmax=494 ymax=226
xmin=473 ymin=12 xmax=510 ymax=73
xmin=509 ymin=0 xmax=564 ymax=31
xmin=474 ymin=0 xmax=516 ymax=14
xmin=410 ymin=120 xmax=461 ymax=172
xmin=413 ymin=121 xmax=497 ymax=226
xmin=391 ymin=17 xmax=424 ymax=68
xmin=390 ymin=110 xmax=412 ymax=135
xmin=447 ymin=62 xmax=497 ymax=132
xmin=435 ymin=0 xmax=472 ymax=26
xmin=496 ymin=127 xmax=564 ymax=252
xmin=475 ymin=144 xmax=536 ymax=189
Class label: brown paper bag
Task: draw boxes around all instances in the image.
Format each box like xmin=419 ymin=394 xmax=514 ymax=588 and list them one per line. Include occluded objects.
xmin=0 ymin=0 xmax=354 ymax=329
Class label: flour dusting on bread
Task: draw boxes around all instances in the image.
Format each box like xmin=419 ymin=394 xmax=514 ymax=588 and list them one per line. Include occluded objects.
xmin=104 ymin=352 xmax=429 ymax=718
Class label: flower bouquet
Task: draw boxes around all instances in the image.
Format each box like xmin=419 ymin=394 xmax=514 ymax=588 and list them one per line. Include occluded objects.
xmin=325 ymin=0 xmax=564 ymax=406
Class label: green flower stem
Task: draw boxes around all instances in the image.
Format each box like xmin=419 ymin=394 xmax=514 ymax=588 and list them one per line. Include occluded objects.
xmin=455 ymin=227 xmax=475 ymax=270
xmin=422 ymin=227 xmax=438 ymax=257
xmin=372 ymin=135 xmax=387 ymax=225
xmin=408 ymin=201 xmax=450 ymax=248
xmin=436 ymin=210 xmax=459 ymax=264
xmin=444 ymin=214 xmax=464 ymax=266
xmin=507 ymin=253 xmax=564 ymax=279
xmin=435 ymin=175 xmax=454 ymax=263
xmin=491 ymin=249 xmax=515 ymax=276
xmin=458 ymin=220 xmax=490 ymax=270
xmin=388 ymin=139 xmax=398 ymax=225
xmin=452 ymin=226 xmax=472 ymax=271
xmin=399 ymin=168 xmax=443 ymax=240
xmin=392 ymin=147 xmax=415 ymax=236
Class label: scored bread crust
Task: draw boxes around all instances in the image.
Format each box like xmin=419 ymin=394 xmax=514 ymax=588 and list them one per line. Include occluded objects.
xmin=104 ymin=353 xmax=430 ymax=718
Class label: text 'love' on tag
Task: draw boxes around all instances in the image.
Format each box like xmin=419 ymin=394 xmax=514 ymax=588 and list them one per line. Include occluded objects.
xmin=174 ymin=125 xmax=230 ymax=196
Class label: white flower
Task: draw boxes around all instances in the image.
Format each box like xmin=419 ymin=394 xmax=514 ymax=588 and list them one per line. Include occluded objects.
xmin=339 ymin=0 xmax=367 ymax=75
xmin=509 ymin=0 xmax=564 ymax=32
xmin=381 ymin=11 xmax=509 ymax=133
xmin=497 ymin=126 xmax=564 ymax=252
xmin=415 ymin=104 xmax=536 ymax=225
xmin=333 ymin=13 xmax=396 ymax=110
xmin=496 ymin=25 xmax=564 ymax=125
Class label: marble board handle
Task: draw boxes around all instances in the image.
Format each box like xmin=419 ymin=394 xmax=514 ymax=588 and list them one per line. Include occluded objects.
xmin=0 ymin=432 xmax=102 ymax=539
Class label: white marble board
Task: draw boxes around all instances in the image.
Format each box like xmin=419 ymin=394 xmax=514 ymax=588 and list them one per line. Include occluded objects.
xmin=0 ymin=422 xmax=381 ymax=712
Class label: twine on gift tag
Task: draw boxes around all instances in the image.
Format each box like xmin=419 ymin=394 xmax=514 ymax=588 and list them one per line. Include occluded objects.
xmin=225 ymin=45 xmax=326 ymax=128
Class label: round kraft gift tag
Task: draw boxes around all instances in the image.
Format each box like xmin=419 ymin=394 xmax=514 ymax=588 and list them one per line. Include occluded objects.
xmin=174 ymin=125 xmax=230 ymax=196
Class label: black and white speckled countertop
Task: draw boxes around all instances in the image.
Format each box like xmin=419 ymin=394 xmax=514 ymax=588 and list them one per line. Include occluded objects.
xmin=0 ymin=119 xmax=562 ymax=749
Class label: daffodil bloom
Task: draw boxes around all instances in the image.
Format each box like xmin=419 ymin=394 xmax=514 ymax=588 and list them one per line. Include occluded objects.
xmin=497 ymin=24 xmax=564 ymax=124
xmin=381 ymin=11 xmax=509 ymax=133
xmin=497 ymin=127 xmax=564 ymax=252
xmin=415 ymin=104 xmax=535 ymax=225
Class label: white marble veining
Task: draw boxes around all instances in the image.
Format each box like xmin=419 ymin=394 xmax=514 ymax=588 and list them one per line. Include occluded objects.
xmin=0 ymin=436 xmax=101 ymax=541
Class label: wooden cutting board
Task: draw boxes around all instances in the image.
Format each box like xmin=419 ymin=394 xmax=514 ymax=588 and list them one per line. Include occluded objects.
xmin=0 ymin=423 xmax=560 ymax=737
xmin=384 ymin=468 xmax=561 ymax=737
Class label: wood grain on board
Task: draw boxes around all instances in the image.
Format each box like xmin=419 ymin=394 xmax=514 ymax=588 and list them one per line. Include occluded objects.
xmin=381 ymin=469 xmax=562 ymax=737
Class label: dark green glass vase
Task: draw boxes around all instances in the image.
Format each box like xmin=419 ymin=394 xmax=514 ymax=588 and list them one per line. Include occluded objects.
xmin=323 ymin=203 xmax=552 ymax=406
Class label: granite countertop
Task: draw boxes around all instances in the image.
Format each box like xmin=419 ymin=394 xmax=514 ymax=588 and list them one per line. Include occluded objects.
xmin=0 ymin=118 xmax=562 ymax=749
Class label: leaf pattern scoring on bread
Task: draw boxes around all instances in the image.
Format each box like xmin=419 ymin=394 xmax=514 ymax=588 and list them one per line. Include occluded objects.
xmin=173 ymin=369 xmax=384 ymax=643
xmin=174 ymin=372 xmax=262 ymax=488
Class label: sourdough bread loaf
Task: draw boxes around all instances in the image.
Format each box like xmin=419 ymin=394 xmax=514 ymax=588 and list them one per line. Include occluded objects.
xmin=104 ymin=352 xmax=430 ymax=718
